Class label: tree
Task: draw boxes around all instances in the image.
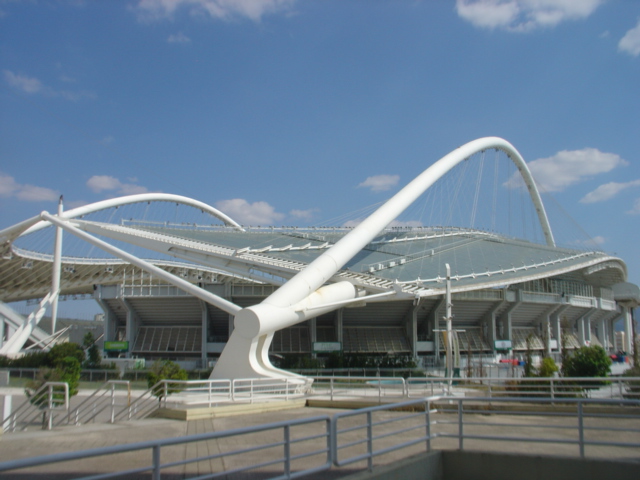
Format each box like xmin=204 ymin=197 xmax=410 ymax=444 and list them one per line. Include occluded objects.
xmin=147 ymin=360 xmax=188 ymax=399
xmin=562 ymin=345 xmax=612 ymax=378
xmin=523 ymin=333 xmax=537 ymax=377
xmin=82 ymin=332 xmax=102 ymax=368
xmin=47 ymin=342 xmax=85 ymax=367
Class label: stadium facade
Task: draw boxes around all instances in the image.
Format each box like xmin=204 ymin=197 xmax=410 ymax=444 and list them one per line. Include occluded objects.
xmin=0 ymin=138 xmax=637 ymax=382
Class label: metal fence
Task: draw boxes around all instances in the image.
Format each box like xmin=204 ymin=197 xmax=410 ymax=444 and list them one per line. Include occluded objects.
xmin=332 ymin=396 xmax=640 ymax=469
xmin=309 ymin=375 xmax=640 ymax=401
xmin=0 ymin=396 xmax=638 ymax=479
xmin=2 ymin=381 xmax=69 ymax=432
xmin=0 ymin=414 xmax=333 ymax=480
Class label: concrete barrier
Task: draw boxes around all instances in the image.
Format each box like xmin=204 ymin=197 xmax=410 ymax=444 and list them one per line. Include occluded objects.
xmin=342 ymin=450 xmax=640 ymax=480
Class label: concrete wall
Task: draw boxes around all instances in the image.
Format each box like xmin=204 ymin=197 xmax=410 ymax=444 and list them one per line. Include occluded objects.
xmin=342 ymin=450 xmax=639 ymax=480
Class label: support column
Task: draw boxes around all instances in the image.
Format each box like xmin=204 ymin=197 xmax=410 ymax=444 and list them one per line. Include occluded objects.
xmin=310 ymin=317 xmax=317 ymax=358
xmin=499 ymin=291 xmax=521 ymax=347
xmin=577 ymin=309 xmax=595 ymax=346
xmin=428 ymin=297 xmax=445 ymax=363
xmin=200 ymin=301 xmax=208 ymax=368
xmin=551 ymin=305 xmax=569 ymax=354
xmin=598 ymin=317 xmax=609 ymax=353
xmin=122 ymin=299 xmax=138 ymax=359
xmin=623 ymin=306 xmax=633 ymax=353
xmin=96 ymin=296 xmax=117 ymax=344
xmin=336 ymin=308 xmax=343 ymax=344
xmin=0 ymin=318 xmax=5 ymax=349
xmin=409 ymin=303 xmax=418 ymax=358
xmin=538 ymin=304 xmax=561 ymax=357
xmin=483 ymin=297 xmax=506 ymax=353
xmin=544 ymin=318 xmax=552 ymax=357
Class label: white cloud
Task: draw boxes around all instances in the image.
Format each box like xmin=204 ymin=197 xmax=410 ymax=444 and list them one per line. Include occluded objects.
xmin=4 ymin=70 xmax=43 ymax=94
xmin=3 ymin=70 xmax=94 ymax=101
xmin=0 ymin=174 xmax=19 ymax=197
xmin=627 ymin=198 xmax=640 ymax=215
xmin=168 ymin=32 xmax=191 ymax=44
xmin=358 ymin=174 xmax=400 ymax=193
xmin=0 ymin=172 xmax=59 ymax=202
xmin=580 ymin=179 xmax=640 ymax=203
xmin=134 ymin=0 xmax=296 ymax=23
xmin=573 ymin=235 xmax=606 ymax=248
xmin=619 ymin=18 xmax=640 ymax=57
xmin=215 ymin=198 xmax=285 ymax=225
xmin=505 ymin=148 xmax=627 ymax=192
xmin=289 ymin=208 xmax=319 ymax=221
xmin=456 ymin=0 xmax=605 ymax=32
xmin=86 ymin=175 xmax=149 ymax=195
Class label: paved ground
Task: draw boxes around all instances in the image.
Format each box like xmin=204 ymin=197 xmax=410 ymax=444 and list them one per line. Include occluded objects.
xmin=1 ymin=388 xmax=639 ymax=479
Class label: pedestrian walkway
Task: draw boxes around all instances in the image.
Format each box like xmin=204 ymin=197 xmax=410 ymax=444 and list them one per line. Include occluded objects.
xmin=1 ymin=388 xmax=639 ymax=479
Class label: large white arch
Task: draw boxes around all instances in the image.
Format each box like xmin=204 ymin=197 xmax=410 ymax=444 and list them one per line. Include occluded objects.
xmin=0 ymin=193 xmax=244 ymax=246
xmin=211 ymin=137 xmax=556 ymax=381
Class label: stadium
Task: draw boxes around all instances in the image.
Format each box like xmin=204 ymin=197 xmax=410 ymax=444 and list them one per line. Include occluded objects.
xmin=0 ymin=137 xmax=637 ymax=382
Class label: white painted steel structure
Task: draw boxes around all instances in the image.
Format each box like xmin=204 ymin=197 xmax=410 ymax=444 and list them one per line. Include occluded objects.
xmin=0 ymin=138 xmax=635 ymax=381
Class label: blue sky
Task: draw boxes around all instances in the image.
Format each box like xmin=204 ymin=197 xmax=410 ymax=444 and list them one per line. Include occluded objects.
xmin=1 ymin=0 xmax=640 ymax=296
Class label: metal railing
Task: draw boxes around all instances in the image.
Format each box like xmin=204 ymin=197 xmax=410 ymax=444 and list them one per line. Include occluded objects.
xmin=332 ymin=396 xmax=640 ymax=469
xmin=111 ymin=377 xmax=312 ymax=421
xmin=2 ymin=382 xmax=69 ymax=432
xmin=0 ymin=414 xmax=332 ymax=480
xmin=309 ymin=375 xmax=640 ymax=401
xmin=56 ymin=380 xmax=132 ymax=426
xmin=1 ymin=396 xmax=638 ymax=479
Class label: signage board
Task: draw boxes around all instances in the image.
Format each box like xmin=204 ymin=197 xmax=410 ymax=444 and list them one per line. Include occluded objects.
xmin=104 ymin=341 xmax=129 ymax=352
xmin=313 ymin=342 xmax=341 ymax=353
xmin=494 ymin=340 xmax=512 ymax=350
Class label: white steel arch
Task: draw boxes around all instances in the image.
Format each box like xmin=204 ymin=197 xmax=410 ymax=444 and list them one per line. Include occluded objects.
xmin=0 ymin=193 xmax=244 ymax=246
xmin=26 ymin=193 xmax=245 ymax=234
xmin=211 ymin=137 xmax=557 ymax=381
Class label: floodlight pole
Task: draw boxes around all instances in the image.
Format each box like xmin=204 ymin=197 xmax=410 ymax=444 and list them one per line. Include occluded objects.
xmin=445 ymin=263 xmax=453 ymax=393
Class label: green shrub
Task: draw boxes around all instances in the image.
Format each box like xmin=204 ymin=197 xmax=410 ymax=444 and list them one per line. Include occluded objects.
xmin=538 ymin=357 xmax=558 ymax=378
xmin=25 ymin=356 xmax=82 ymax=428
xmin=562 ymin=345 xmax=612 ymax=378
xmin=147 ymin=360 xmax=188 ymax=399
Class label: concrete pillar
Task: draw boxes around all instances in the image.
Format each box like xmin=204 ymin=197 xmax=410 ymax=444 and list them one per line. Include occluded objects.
xmin=544 ymin=318 xmax=552 ymax=357
xmin=97 ymin=297 xmax=117 ymax=343
xmin=310 ymin=318 xmax=317 ymax=358
xmin=410 ymin=305 xmax=418 ymax=358
xmin=598 ymin=318 xmax=608 ymax=352
xmin=200 ymin=301 xmax=208 ymax=368
xmin=550 ymin=305 xmax=569 ymax=354
xmin=336 ymin=308 xmax=343 ymax=344
xmin=123 ymin=299 xmax=138 ymax=359
xmin=623 ymin=306 xmax=633 ymax=353
xmin=577 ymin=316 xmax=586 ymax=346
xmin=483 ymin=298 xmax=505 ymax=352
xmin=429 ymin=297 xmax=445 ymax=361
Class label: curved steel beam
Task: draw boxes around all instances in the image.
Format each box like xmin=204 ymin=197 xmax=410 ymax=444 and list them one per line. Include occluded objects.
xmin=266 ymin=136 xmax=553 ymax=311
xmin=19 ymin=193 xmax=244 ymax=237
xmin=213 ymin=137 xmax=556 ymax=381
